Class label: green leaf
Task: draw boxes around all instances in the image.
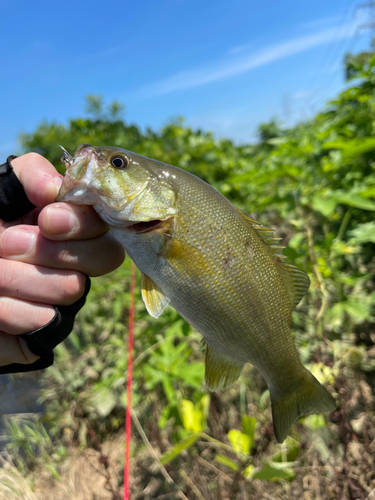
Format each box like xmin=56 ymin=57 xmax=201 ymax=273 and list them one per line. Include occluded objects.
xmin=252 ymin=461 xmax=296 ymax=481
xmin=333 ymin=193 xmax=375 ymax=211
xmin=272 ymin=437 xmax=300 ymax=462
xmin=179 ymin=395 xmax=209 ymax=432
xmin=162 ymin=377 xmax=177 ymax=405
xmin=215 ymin=454 xmax=239 ymax=472
xmin=259 ymin=390 xmax=270 ymax=410
xmin=349 ymin=221 xmax=375 ymax=243
xmin=312 ymin=196 xmax=337 ymax=216
xmin=158 ymin=404 xmax=182 ymax=429
xmin=359 ymin=186 xmax=375 ymax=198
xmin=288 ymin=232 xmax=305 ymax=249
xmin=45 ymin=463 xmax=61 ymax=481
xmin=173 ymin=362 xmax=205 ymax=387
xmin=241 ymin=415 xmax=257 ymax=453
xmin=66 ymin=331 xmax=81 ymax=351
xmin=160 ymin=432 xmax=200 ymax=465
xmin=326 ymin=298 xmax=373 ymax=325
xmin=228 ymin=429 xmax=252 ymax=455
xmin=303 ymin=414 xmax=326 ymax=430
xmin=323 ymin=137 xmax=375 ymax=159
xmin=92 ymin=387 xmax=117 ymax=417
xmin=113 ymin=298 xmax=124 ymax=322
xmin=315 ymin=191 xmax=375 ymax=213
xmin=242 ymin=415 xmax=257 ymax=437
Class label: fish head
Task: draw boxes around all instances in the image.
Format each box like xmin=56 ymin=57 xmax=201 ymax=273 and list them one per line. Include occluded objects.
xmin=57 ymin=144 xmax=177 ymax=229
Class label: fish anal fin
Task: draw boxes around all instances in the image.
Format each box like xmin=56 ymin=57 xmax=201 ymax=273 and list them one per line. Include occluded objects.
xmin=141 ymin=273 xmax=170 ymax=318
xmin=271 ymin=368 xmax=336 ymax=443
xmin=204 ymin=342 xmax=244 ymax=391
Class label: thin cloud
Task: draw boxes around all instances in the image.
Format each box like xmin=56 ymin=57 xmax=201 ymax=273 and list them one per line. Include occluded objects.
xmin=135 ymin=19 xmax=363 ymax=98
xmin=229 ymin=15 xmax=344 ymax=55
xmin=294 ymin=90 xmax=314 ymax=100
xmin=297 ymin=14 xmax=344 ymax=31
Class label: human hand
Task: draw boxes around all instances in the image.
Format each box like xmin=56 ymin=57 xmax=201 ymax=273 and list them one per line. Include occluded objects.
xmin=0 ymin=153 xmax=125 ymax=367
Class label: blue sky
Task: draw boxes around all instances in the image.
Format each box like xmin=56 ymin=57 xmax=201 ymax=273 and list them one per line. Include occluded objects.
xmin=0 ymin=0 xmax=371 ymax=158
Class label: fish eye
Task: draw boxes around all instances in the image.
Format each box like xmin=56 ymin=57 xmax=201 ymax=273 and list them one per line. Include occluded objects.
xmin=111 ymin=156 xmax=129 ymax=169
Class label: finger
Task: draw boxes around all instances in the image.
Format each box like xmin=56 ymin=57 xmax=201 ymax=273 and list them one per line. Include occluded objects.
xmin=0 ymin=259 xmax=86 ymax=306
xmin=0 ymin=226 xmax=125 ymax=277
xmin=0 ymin=331 xmax=39 ymax=366
xmin=38 ymin=202 xmax=109 ymax=241
xmin=0 ymin=297 xmax=55 ymax=335
xmin=11 ymin=153 xmax=63 ymax=208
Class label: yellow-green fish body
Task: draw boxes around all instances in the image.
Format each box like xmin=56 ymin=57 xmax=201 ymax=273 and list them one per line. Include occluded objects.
xmin=57 ymin=144 xmax=335 ymax=442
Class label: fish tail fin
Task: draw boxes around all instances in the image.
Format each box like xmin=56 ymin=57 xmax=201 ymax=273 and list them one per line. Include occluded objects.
xmin=270 ymin=368 xmax=336 ymax=443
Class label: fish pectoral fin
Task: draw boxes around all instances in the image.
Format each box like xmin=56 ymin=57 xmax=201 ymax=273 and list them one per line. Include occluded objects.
xmin=204 ymin=342 xmax=244 ymax=391
xmin=271 ymin=368 xmax=336 ymax=443
xmin=141 ymin=273 xmax=170 ymax=318
xmin=160 ymin=235 xmax=208 ymax=274
xmin=162 ymin=235 xmax=204 ymax=259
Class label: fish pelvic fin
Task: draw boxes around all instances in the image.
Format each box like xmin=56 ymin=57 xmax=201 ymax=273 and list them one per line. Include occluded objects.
xmin=204 ymin=342 xmax=244 ymax=391
xmin=141 ymin=273 xmax=170 ymax=318
xmin=271 ymin=368 xmax=336 ymax=443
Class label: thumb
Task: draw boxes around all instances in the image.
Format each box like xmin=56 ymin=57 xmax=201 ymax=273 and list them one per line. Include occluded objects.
xmin=11 ymin=153 xmax=63 ymax=208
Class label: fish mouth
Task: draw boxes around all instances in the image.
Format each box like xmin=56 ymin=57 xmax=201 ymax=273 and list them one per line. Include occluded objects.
xmin=74 ymin=143 xmax=96 ymax=159
xmin=127 ymin=219 xmax=165 ymax=233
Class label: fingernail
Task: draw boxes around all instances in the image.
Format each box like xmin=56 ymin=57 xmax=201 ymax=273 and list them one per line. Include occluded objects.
xmin=2 ymin=228 xmax=36 ymax=256
xmin=45 ymin=206 xmax=78 ymax=235
xmin=53 ymin=176 xmax=63 ymax=189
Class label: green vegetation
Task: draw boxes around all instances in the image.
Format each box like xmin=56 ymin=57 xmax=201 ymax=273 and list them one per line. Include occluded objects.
xmin=5 ymin=48 xmax=375 ymax=499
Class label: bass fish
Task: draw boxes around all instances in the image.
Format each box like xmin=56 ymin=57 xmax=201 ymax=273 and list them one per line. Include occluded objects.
xmin=57 ymin=143 xmax=335 ymax=442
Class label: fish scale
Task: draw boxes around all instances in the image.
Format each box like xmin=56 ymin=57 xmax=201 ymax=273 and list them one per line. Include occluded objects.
xmin=57 ymin=143 xmax=336 ymax=443
xmin=172 ymin=195 xmax=289 ymax=359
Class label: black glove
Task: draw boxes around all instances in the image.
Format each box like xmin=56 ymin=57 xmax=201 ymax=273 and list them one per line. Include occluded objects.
xmin=0 ymin=156 xmax=90 ymax=374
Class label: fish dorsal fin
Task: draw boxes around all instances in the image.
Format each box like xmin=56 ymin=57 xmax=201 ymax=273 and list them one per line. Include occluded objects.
xmin=203 ymin=341 xmax=244 ymax=391
xmin=235 ymin=208 xmax=286 ymax=259
xmin=236 ymin=208 xmax=310 ymax=308
xmin=141 ymin=273 xmax=170 ymax=318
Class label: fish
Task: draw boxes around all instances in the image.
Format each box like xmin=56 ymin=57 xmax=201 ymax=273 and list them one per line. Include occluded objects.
xmin=56 ymin=143 xmax=336 ymax=442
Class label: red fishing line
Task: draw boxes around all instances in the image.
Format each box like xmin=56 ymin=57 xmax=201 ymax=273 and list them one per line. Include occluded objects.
xmin=124 ymin=261 xmax=136 ymax=500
